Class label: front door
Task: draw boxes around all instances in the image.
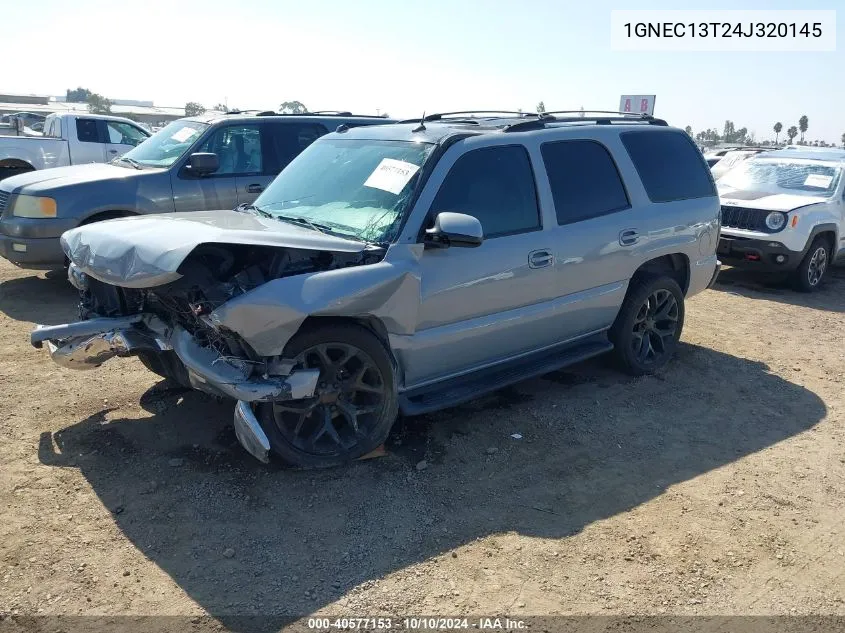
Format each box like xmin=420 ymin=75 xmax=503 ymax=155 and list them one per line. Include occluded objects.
xmin=171 ymin=124 xmax=261 ymax=212
xmin=103 ymin=120 xmax=149 ymax=161
xmin=402 ymin=144 xmax=559 ymax=388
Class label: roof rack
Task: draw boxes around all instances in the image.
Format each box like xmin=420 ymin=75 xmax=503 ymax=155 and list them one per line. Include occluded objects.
xmin=421 ymin=110 xmax=538 ymax=122
xmin=503 ymin=111 xmax=668 ymax=133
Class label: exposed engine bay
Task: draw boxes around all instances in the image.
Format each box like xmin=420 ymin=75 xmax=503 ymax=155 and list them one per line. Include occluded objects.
xmin=79 ymin=243 xmax=386 ymax=363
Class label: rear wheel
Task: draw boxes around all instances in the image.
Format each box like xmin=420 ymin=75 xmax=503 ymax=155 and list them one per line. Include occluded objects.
xmin=794 ymin=236 xmax=830 ymax=292
xmin=610 ymin=275 xmax=685 ymax=376
xmin=256 ymin=323 xmax=398 ymax=468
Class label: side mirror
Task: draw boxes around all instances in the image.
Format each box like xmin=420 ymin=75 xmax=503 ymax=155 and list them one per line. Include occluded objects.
xmin=424 ymin=212 xmax=483 ymax=248
xmin=186 ymin=152 xmax=219 ymax=176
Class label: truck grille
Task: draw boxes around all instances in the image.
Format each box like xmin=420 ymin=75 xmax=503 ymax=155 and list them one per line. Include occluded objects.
xmin=0 ymin=190 xmax=9 ymax=214
xmin=720 ymin=205 xmax=769 ymax=232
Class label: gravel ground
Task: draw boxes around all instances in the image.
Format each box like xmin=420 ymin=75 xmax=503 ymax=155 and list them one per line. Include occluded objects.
xmin=0 ymin=258 xmax=843 ymax=626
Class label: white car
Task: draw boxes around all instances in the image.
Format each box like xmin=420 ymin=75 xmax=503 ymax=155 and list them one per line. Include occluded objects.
xmin=716 ymin=148 xmax=845 ymax=291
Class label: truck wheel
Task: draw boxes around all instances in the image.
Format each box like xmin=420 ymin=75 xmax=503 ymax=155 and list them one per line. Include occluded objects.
xmin=794 ymin=236 xmax=830 ymax=292
xmin=137 ymin=351 xmax=191 ymax=388
xmin=610 ymin=275 xmax=685 ymax=376
xmin=256 ymin=323 xmax=398 ymax=468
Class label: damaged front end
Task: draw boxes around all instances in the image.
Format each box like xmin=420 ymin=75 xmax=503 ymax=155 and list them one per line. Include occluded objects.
xmin=32 ymin=238 xmax=386 ymax=462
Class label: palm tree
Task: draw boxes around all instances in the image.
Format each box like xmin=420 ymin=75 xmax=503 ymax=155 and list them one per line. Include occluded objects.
xmin=773 ymin=122 xmax=782 ymax=145
xmin=798 ymin=115 xmax=809 ymax=143
xmin=787 ymin=126 xmax=798 ymax=145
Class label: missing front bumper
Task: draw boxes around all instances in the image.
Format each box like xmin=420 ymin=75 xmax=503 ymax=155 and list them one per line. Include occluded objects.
xmin=30 ymin=316 xmax=319 ymax=403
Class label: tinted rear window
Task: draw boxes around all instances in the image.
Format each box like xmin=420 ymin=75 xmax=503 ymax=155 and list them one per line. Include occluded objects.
xmin=621 ymin=131 xmax=715 ymax=202
xmin=541 ymin=140 xmax=630 ymax=225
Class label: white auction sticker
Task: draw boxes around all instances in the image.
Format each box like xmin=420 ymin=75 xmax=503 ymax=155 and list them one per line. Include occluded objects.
xmin=171 ymin=127 xmax=196 ymax=142
xmin=804 ymin=174 xmax=833 ymax=188
xmin=363 ymin=159 xmax=420 ymax=195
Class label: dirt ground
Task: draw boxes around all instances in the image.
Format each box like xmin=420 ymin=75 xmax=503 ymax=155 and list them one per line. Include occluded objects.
xmin=0 ymin=257 xmax=844 ymax=626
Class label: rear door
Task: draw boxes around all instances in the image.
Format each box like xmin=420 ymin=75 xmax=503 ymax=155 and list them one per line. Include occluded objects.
xmin=103 ymin=120 xmax=149 ymax=161
xmin=239 ymin=121 xmax=330 ymax=204
xmin=539 ymin=137 xmax=640 ymax=336
xmin=71 ymin=117 xmax=106 ymax=164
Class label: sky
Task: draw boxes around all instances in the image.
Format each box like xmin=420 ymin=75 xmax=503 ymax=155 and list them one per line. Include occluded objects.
xmin=3 ymin=0 xmax=843 ymax=142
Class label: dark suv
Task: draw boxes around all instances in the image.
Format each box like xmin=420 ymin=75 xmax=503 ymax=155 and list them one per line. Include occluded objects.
xmin=0 ymin=111 xmax=394 ymax=268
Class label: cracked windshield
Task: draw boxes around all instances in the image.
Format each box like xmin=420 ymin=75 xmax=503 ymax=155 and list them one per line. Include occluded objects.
xmin=253 ymin=139 xmax=434 ymax=243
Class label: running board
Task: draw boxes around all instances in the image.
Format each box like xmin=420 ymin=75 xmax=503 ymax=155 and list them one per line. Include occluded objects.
xmin=399 ymin=334 xmax=613 ymax=416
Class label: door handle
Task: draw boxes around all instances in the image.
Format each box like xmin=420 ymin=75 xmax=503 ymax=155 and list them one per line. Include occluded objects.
xmin=528 ymin=249 xmax=554 ymax=269
xmin=108 ymin=149 xmax=118 ymax=154
xmin=619 ymin=229 xmax=640 ymax=246
xmin=246 ymin=184 xmax=264 ymax=194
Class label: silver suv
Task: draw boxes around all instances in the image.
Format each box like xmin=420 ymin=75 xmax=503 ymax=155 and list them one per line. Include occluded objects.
xmin=32 ymin=111 xmax=721 ymax=468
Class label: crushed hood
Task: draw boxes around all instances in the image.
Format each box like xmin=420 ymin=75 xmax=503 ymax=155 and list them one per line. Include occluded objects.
xmin=62 ymin=210 xmax=367 ymax=289
xmin=719 ymin=188 xmax=828 ymax=212
xmin=0 ymin=163 xmax=149 ymax=195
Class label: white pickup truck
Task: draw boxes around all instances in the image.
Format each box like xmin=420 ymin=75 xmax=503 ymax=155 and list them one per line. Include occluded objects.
xmin=0 ymin=113 xmax=150 ymax=181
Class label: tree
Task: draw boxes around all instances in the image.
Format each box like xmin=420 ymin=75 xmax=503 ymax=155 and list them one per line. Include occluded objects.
xmin=212 ymin=103 xmax=228 ymax=113
xmin=798 ymin=115 xmax=808 ymax=143
xmin=66 ymin=87 xmax=92 ymax=103
xmin=536 ymin=101 xmax=546 ymax=114
xmin=279 ymin=100 xmax=307 ymax=114
xmin=773 ymin=122 xmax=782 ymax=145
xmin=184 ymin=102 xmax=206 ymax=117
xmin=684 ymin=125 xmax=693 ymax=136
xmin=787 ymin=126 xmax=798 ymax=144
xmin=86 ymin=93 xmax=112 ymax=114
xmin=841 ymin=132 xmax=845 ymax=148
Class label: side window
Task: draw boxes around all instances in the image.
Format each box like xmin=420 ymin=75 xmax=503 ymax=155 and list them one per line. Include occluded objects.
xmin=621 ymin=131 xmax=716 ymax=202
xmin=106 ymin=121 xmax=148 ymax=147
xmin=267 ymin=122 xmax=329 ymax=173
xmin=429 ymin=145 xmax=540 ymax=238
xmin=76 ymin=118 xmax=100 ymax=143
xmin=541 ymin=140 xmax=630 ymax=225
xmin=198 ymin=125 xmax=262 ymax=175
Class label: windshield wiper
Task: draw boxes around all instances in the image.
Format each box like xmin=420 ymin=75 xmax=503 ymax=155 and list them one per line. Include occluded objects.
xmin=236 ymin=203 xmax=273 ymax=219
xmin=275 ymin=215 xmax=335 ymax=235
xmin=116 ymin=156 xmax=143 ymax=170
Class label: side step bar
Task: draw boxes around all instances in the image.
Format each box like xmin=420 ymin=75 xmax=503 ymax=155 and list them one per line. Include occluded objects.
xmin=399 ymin=333 xmax=614 ymax=416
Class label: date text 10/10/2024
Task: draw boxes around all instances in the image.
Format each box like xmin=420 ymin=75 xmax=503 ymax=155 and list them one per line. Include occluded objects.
xmin=306 ymin=617 xmax=526 ymax=630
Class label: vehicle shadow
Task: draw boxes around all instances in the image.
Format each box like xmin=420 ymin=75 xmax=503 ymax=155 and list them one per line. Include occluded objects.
xmin=37 ymin=343 xmax=825 ymax=632
xmin=710 ymin=263 xmax=845 ymax=313
xmin=0 ymin=269 xmax=77 ymax=324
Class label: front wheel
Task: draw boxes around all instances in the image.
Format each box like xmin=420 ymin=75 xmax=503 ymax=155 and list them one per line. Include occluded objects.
xmin=256 ymin=323 xmax=398 ymax=468
xmin=610 ymin=275 xmax=685 ymax=376
xmin=794 ymin=236 xmax=830 ymax=292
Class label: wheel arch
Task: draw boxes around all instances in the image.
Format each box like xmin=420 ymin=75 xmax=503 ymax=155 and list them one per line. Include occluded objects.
xmin=807 ymin=223 xmax=837 ymax=253
xmin=630 ymin=253 xmax=691 ymax=295
xmin=295 ymin=315 xmax=400 ymax=374
xmin=78 ymin=209 xmax=139 ymax=226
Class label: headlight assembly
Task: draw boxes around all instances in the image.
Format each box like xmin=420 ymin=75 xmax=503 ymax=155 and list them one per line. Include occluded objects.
xmin=12 ymin=195 xmax=57 ymax=219
xmin=765 ymin=211 xmax=786 ymax=231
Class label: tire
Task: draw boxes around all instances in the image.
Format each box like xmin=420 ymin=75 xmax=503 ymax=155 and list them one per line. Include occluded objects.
xmin=255 ymin=323 xmax=398 ymax=468
xmin=0 ymin=165 xmax=34 ymax=181
xmin=137 ymin=351 xmax=191 ymax=388
xmin=793 ymin=236 xmax=830 ymax=292
xmin=610 ymin=275 xmax=685 ymax=376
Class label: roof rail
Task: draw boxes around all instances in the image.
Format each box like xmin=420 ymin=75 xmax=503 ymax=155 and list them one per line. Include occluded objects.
xmin=308 ymin=110 xmax=354 ymax=116
xmin=417 ymin=110 xmax=538 ymax=122
xmin=503 ymin=111 xmax=668 ymax=133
